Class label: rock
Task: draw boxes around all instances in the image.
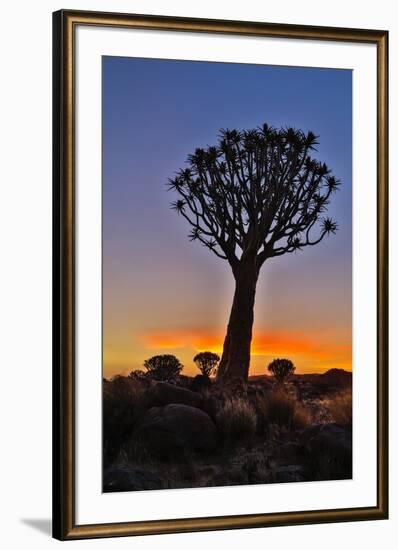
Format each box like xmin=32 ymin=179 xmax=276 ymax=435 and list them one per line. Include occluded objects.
xmin=201 ymin=393 xmax=222 ymax=420
xmin=132 ymin=404 xmax=218 ymax=459
xmin=311 ymin=424 xmax=351 ymax=454
xmin=212 ymin=468 xmax=249 ymax=486
xmin=277 ymin=441 xmax=303 ymax=461
xmin=298 ymin=423 xmax=352 ymax=479
xmin=103 ymin=467 xmax=162 ymax=492
xmin=300 ymin=423 xmax=351 ymax=454
xmin=272 ymin=464 xmax=306 ymax=483
xmin=297 ymin=423 xmax=324 ymax=445
xmin=146 ymin=381 xmax=203 ymax=408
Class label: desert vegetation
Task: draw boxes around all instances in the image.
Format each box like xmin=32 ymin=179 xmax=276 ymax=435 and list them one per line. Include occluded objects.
xmin=103 ymin=122 xmax=350 ymax=492
xmin=103 ymin=355 xmax=352 ymax=492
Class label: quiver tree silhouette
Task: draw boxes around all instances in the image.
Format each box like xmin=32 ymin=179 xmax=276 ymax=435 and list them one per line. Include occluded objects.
xmin=193 ymin=351 xmax=220 ymax=378
xmin=168 ymin=123 xmax=340 ymax=386
xmin=143 ymin=354 xmax=183 ymax=382
xmin=267 ymin=358 xmax=296 ymax=384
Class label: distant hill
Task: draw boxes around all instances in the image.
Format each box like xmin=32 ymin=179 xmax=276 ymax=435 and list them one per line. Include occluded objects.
xmin=249 ymin=368 xmax=352 ymax=388
xmin=320 ymin=368 xmax=352 ymax=386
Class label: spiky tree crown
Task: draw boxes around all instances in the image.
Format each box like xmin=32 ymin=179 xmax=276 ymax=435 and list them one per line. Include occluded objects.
xmin=267 ymin=358 xmax=296 ymax=383
xmin=169 ymin=123 xmax=340 ymax=272
xmin=193 ymin=351 xmax=220 ymax=377
xmin=143 ymin=354 xmax=183 ymax=382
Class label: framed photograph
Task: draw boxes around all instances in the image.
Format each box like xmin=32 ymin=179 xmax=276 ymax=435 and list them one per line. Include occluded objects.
xmin=53 ymin=9 xmax=388 ymax=540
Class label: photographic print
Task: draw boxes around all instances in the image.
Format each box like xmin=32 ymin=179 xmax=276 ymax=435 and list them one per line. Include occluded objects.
xmin=53 ymin=10 xmax=388 ymax=539
xmin=102 ymin=57 xmax=353 ymax=493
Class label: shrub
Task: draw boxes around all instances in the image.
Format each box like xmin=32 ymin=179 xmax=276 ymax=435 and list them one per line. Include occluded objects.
xmin=324 ymin=390 xmax=352 ymax=426
xmin=103 ymin=375 xmax=147 ymax=465
xmin=193 ymin=351 xmax=220 ymax=377
xmin=267 ymin=358 xmax=295 ymax=384
xmin=143 ymin=354 xmax=183 ymax=382
xmin=216 ymin=397 xmax=257 ymax=445
xmin=256 ymin=389 xmax=310 ymax=432
xmin=128 ymin=369 xmax=149 ymax=382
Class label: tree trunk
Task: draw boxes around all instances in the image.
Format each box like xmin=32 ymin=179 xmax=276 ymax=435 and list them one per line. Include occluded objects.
xmin=217 ymin=260 xmax=259 ymax=387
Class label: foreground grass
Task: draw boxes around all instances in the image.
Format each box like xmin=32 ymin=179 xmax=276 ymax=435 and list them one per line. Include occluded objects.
xmin=103 ymin=372 xmax=352 ymax=491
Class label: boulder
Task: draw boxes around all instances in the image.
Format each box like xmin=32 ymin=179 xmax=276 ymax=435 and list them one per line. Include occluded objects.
xmin=133 ymin=404 xmax=218 ymax=459
xmin=299 ymin=423 xmax=351 ymax=454
xmin=272 ymin=464 xmax=306 ymax=483
xmin=190 ymin=374 xmax=212 ymax=392
xmin=201 ymin=393 xmax=222 ymax=421
xmin=298 ymin=423 xmax=352 ymax=479
xmin=277 ymin=441 xmax=303 ymax=461
xmin=103 ymin=467 xmax=162 ymax=492
xmin=146 ymin=381 xmax=203 ymax=408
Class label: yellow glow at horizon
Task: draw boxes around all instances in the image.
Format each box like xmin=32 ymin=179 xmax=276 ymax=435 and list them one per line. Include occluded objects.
xmin=103 ymin=327 xmax=352 ymax=379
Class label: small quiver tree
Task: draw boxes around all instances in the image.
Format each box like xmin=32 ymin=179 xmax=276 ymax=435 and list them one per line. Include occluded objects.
xmin=267 ymin=358 xmax=295 ymax=385
xmin=193 ymin=351 xmax=220 ymax=378
xmin=143 ymin=354 xmax=183 ymax=382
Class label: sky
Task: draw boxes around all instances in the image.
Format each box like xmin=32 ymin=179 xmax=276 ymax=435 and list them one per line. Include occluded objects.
xmin=102 ymin=56 xmax=352 ymax=379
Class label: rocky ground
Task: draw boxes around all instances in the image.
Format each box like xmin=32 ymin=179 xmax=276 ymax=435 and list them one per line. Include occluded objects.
xmin=103 ymin=370 xmax=352 ymax=492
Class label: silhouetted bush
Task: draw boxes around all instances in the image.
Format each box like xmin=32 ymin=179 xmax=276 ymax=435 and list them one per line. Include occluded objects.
xmin=216 ymin=397 xmax=257 ymax=445
xmin=128 ymin=369 xmax=149 ymax=382
xmin=143 ymin=354 xmax=183 ymax=382
xmin=267 ymin=358 xmax=295 ymax=384
xmin=193 ymin=351 xmax=219 ymax=377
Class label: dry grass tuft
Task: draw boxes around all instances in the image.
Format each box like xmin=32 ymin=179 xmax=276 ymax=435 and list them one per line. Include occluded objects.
xmin=256 ymin=388 xmax=311 ymax=432
xmin=103 ymin=375 xmax=148 ymax=465
xmin=216 ymin=397 xmax=257 ymax=445
xmin=323 ymin=390 xmax=352 ymax=426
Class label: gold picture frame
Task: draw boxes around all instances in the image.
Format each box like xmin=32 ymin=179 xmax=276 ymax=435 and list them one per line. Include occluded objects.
xmin=53 ymin=9 xmax=388 ymax=540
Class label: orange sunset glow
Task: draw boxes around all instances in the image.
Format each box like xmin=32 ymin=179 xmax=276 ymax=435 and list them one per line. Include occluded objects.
xmin=103 ymin=326 xmax=352 ymax=378
xmin=140 ymin=328 xmax=351 ymax=360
